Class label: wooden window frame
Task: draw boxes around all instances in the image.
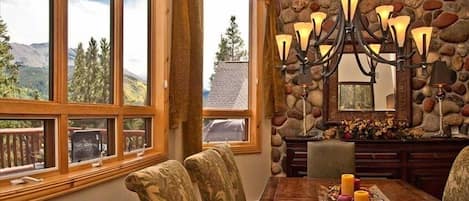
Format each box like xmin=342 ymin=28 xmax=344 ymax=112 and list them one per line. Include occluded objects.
xmin=202 ymin=0 xmax=264 ymax=154
xmin=0 ymin=0 xmax=170 ymax=200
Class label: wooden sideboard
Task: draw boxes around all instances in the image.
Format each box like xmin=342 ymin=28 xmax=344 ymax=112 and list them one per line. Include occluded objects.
xmin=284 ymin=137 xmax=469 ymax=199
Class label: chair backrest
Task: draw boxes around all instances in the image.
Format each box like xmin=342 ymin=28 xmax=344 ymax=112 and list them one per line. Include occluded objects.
xmin=184 ymin=149 xmax=235 ymax=201
xmin=443 ymin=146 xmax=469 ymax=201
xmin=307 ymin=140 xmax=355 ymax=179
xmin=125 ymin=160 xmax=198 ymax=201
xmin=213 ymin=144 xmax=247 ymax=201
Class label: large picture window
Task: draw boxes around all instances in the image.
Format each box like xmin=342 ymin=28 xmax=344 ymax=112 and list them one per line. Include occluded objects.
xmin=0 ymin=0 xmax=168 ymax=199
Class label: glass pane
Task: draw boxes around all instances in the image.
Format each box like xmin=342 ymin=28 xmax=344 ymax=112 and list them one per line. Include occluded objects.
xmin=68 ymin=119 xmax=114 ymax=163
xmin=68 ymin=0 xmax=112 ymax=104
xmin=123 ymin=118 xmax=150 ymax=153
xmin=203 ymin=118 xmax=248 ymax=143
xmin=203 ymin=0 xmax=250 ymax=110
xmin=0 ymin=120 xmax=51 ymax=176
xmin=0 ymin=0 xmax=50 ymax=100
xmin=124 ymin=0 xmax=148 ymax=106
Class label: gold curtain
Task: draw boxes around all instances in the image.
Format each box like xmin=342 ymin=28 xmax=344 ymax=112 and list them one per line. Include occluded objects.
xmin=169 ymin=0 xmax=203 ymax=157
xmin=263 ymin=0 xmax=287 ymax=118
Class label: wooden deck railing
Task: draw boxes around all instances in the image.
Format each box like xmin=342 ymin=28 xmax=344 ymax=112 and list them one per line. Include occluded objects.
xmin=0 ymin=128 xmax=145 ymax=175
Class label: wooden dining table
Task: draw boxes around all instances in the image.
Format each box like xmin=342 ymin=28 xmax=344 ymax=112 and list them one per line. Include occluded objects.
xmin=260 ymin=177 xmax=439 ymax=201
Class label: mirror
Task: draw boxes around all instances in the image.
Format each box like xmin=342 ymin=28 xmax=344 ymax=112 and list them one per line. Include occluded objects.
xmin=338 ymin=54 xmax=396 ymax=111
xmin=323 ymin=44 xmax=412 ymax=125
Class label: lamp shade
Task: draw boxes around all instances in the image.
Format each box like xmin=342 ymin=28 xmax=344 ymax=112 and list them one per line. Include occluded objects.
xmin=388 ymin=16 xmax=411 ymax=47
xmin=341 ymin=0 xmax=358 ymax=22
xmin=294 ymin=22 xmax=313 ymax=52
xmin=411 ymin=27 xmax=432 ymax=58
xmin=275 ymin=34 xmax=292 ymax=62
xmin=319 ymin=45 xmax=332 ymax=58
xmin=310 ymin=12 xmax=327 ymax=37
xmin=375 ymin=5 xmax=394 ymax=31
xmin=368 ymin=44 xmax=381 ymax=55
xmin=429 ymin=61 xmax=457 ymax=87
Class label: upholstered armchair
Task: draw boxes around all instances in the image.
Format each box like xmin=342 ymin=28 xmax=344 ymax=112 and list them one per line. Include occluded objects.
xmin=184 ymin=149 xmax=236 ymax=201
xmin=213 ymin=144 xmax=247 ymax=201
xmin=443 ymin=146 xmax=469 ymax=201
xmin=125 ymin=160 xmax=198 ymax=201
xmin=307 ymin=140 xmax=355 ymax=179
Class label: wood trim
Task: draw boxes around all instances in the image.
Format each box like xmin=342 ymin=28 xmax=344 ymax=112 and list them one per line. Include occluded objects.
xmin=0 ymin=153 xmax=167 ymax=201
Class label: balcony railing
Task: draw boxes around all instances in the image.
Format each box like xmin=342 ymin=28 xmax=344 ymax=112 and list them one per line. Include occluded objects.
xmin=0 ymin=128 xmax=145 ymax=176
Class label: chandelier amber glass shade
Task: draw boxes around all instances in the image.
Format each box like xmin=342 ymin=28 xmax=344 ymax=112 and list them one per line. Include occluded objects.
xmin=411 ymin=26 xmax=433 ymax=57
xmin=310 ymin=12 xmax=327 ymax=37
xmin=388 ymin=16 xmax=411 ymax=47
xmin=375 ymin=5 xmax=394 ymax=31
xmin=294 ymin=22 xmax=313 ymax=51
xmin=341 ymin=0 xmax=358 ymax=22
xmin=275 ymin=34 xmax=292 ymax=62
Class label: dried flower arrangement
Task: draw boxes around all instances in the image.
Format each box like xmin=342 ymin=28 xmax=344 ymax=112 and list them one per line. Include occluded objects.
xmin=337 ymin=117 xmax=424 ymax=140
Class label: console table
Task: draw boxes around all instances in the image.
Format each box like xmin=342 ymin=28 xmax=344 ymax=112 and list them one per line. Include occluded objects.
xmin=284 ymin=137 xmax=469 ymax=199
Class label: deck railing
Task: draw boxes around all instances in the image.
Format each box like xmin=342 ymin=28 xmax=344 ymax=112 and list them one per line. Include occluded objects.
xmin=0 ymin=128 xmax=145 ymax=175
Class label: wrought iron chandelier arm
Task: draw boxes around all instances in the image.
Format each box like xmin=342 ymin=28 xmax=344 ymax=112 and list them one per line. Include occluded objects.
xmin=353 ymin=27 xmax=398 ymax=66
xmin=350 ymin=33 xmax=372 ymax=76
xmin=322 ymin=39 xmax=346 ymax=78
xmin=309 ymin=17 xmax=347 ymax=66
xmin=315 ymin=7 xmax=343 ymax=46
xmin=356 ymin=14 xmax=384 ymax=42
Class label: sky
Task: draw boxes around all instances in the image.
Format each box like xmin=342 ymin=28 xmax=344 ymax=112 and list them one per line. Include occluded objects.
xmin=0 ymin=0 xmax=250 ymax=87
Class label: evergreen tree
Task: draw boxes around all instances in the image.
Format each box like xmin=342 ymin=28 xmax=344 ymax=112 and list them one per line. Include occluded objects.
xmin=85 ymin=37 xmax=99 ymax=103
xmin=0 ymin=19 xmax=20 ymax=98
xmin=98 ymin=38 xmax=110 ymax=103
xmin=224 ymin=16 xmax=247 ymax=61
xmin=69 ymin=42 xmax=86 ymax=102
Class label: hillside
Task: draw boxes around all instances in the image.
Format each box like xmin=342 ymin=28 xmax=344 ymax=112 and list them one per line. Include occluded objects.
xmin=10 ymin=42 xmax=147 ymax=103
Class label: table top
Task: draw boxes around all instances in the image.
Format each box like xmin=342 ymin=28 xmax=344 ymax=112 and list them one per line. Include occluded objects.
xmin=260 ymin=177 xmax=439 ymax=201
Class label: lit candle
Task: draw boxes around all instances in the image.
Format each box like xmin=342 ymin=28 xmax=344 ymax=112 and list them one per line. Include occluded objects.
xmin=354 ymin=190 xmax=369 ymax=201
xmin=341 ymin=174 xmax=355 ymax=196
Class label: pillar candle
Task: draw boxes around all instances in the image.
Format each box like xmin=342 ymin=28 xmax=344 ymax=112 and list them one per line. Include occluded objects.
xmin=341 ymin=174 xmax=355 ymax=196
xmin=354 ymin=178 xmax=361 ymax=191
xmin=354 ymin=190 xmax=369 ymax=201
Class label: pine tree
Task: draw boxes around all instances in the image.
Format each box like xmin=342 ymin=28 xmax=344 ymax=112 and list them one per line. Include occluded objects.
xmin=98 ymin=38 xmax=111 ymax=103
xmin=85 ymin=37 xmax=99 ymax=103
xmin=0 ymin=18 xmax=20 ymax=98
xmin=69 ymin=42 xmax=86 ymax=102
xmin=214 ymin=16 xmax=247 ymax=63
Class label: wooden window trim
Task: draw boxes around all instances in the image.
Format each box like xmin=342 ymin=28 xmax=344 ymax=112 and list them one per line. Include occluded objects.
xmin=0 ymin=0 xmax=170 ymax=199
xmin=202 ymin=0 xmax=264 ymax=155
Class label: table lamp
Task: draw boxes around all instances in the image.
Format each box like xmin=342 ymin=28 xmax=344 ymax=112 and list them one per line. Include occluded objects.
xmin=429 ymin=61 xmax=456 ymax=137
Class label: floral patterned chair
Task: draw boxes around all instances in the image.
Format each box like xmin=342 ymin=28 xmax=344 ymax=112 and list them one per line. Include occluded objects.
xmin=307 ymin=140 xmax=355 ymax=179
xmin=213 ymin=144 xmax=246 ymax=201
xmin=184 ymin=149 xmax=235 ymax=201
xmin=443 ymin=146 xmax=469 ymax=201
xmin=125 ymin=160 xmax=199 ymax=201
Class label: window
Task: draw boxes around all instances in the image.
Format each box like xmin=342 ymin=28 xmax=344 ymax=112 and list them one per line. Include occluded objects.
xmin=124 ymin=0 xmax=149 ymax=106
xmin=0 ymin=0 xmax=50 ymax=100
xmin=68 ymin=0 xmax=112 ymax=104
xmin=0 ymin=0 xmax=169 ymax=199
xmin=123 ymin=118 xmax=151 ymax=153
xmin=202 ymin=0 xmax=260 ymax=153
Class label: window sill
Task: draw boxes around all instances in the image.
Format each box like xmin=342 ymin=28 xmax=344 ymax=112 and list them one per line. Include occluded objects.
xmin=0 ymin=153 xmax=167 ymax=201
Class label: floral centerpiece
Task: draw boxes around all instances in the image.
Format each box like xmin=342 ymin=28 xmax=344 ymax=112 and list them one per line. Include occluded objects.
xmin=337 ymin=117 xmax=423 ymax=140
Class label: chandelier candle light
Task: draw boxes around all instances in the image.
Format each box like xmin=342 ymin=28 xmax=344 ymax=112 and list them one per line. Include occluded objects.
xmin=274 ymin=0 xmax=448 ymax=137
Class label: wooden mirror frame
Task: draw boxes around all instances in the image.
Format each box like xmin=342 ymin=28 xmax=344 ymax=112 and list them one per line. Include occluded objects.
xmin=322 ymin=43 xmax=412 ymax=125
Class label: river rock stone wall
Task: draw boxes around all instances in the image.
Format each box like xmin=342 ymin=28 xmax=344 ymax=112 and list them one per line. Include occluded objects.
xmin=271 ymin=0 xmax=469 ymax=176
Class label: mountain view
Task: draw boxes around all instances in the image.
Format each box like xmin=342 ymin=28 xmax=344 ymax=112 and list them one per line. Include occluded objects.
xmin=9 ymin=42 xmax=147 ymax=103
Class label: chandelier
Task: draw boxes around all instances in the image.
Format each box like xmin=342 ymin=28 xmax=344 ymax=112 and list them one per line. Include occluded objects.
xmin=274 ymin=0 xmax=436 ymax=83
